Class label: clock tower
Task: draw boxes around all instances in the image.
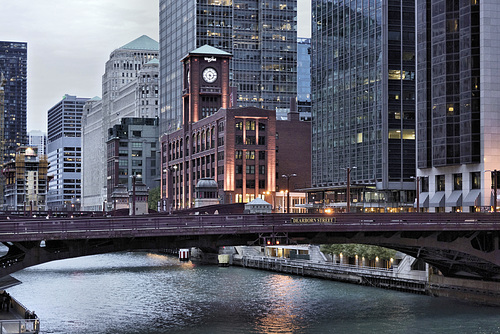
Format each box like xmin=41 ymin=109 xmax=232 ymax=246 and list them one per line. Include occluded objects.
xmin=182 ymin=45 xmax=232 ymax=127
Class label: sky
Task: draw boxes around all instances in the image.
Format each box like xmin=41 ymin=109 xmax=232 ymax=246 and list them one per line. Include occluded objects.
xmin=0 ymin=0 xmax=311 ymax=133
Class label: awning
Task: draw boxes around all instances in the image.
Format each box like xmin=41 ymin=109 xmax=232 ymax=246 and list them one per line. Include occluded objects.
xmin=416 ymin=192 xmax=429 ymax=208
xmin=463 ymin=189 xmax=481 ymax=207
xmin=446 ymin=191 xmax=462 ymax=207
xmin=430 ymin=192 xmax=445 ymax=207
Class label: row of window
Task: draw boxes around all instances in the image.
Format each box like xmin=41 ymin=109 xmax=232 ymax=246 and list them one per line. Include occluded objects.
xmin=422 ymin=171 xmax=482 ymax=192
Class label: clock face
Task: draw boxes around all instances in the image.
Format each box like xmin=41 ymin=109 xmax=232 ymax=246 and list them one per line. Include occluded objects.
xmin=203 ymin=67 xmax=217 ymax=83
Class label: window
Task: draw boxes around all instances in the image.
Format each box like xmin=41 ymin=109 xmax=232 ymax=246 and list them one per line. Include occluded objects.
xmin=471 ymin=172 xmax=480 ymax=189
xmin=453 ymin=174 xmax=462 ymax=191
xmin=235 ymin=121 xmax=243 ymax=130
xmin=246 ymin=179 xmax=255 ymax=188
xmin=259 ymin=165 xmax=265 ymax=174
xmin=245 ymin=136 xmax=256 ymax=145
xmin=235 ymin=136 xmax=243 ymax=145
xmin=246 ymin=150 xmax=255 ymax=160
xmin=132 ymin=131 xmax=142 ymax=137
xmin=246 ymin=165 xmax=255 ymax=174
xmin=235 ymin=165 xmax=243 ymax=174
xmin=259 ymin=179 xmax=266 ymax=189
xmin=421 ymin=177 xmax=429 ymax=192
xmin=258 ymin=136 xmax=266 ymax=145
xmin=235 ymin=150 xmax=243 ymax=159
xmin=236 ymin=179 xmax=243 ymax=188
xmin=245 ymin=120 xmax=256 ymax=130
xmin=259 ymin=151 xmax=266 ymax=160
xmin=259 ymin=122 xmax=266 ymax=131
xmin=436 ymin=175 xmax=445 ymax=192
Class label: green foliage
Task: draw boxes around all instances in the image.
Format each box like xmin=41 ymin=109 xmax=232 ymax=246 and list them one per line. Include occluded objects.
xmin=148 ymin=186 xmax=161 ymax=211
xmin=320 ymin=244 xmax=396 ymax=261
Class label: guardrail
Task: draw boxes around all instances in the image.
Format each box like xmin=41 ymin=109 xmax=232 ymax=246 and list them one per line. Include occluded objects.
xmin=0 ymin=213 xmax=498 ymax=243
xmin=0 ymin=319 xmax=39 ymax=334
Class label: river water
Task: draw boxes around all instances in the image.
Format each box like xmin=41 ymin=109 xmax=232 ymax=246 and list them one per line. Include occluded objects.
xmin=5 ymin=252 xmax=500 ymax=334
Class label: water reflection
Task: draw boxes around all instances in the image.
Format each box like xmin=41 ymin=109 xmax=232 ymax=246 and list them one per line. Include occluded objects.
xmin=5 ymin=252 xmax=500 ymax=334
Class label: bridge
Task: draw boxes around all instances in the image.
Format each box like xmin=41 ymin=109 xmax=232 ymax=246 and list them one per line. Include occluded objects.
xmin=0 ymin=212 xmax=498 ymax=282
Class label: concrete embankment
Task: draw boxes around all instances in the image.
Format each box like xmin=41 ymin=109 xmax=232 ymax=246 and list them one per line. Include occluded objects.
xmin=232 ymin=256 xmax=428 ymax=295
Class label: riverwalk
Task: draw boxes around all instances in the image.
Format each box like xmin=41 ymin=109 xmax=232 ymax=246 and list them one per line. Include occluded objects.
xmin=233 ymin=255 xmax=429 ymax=295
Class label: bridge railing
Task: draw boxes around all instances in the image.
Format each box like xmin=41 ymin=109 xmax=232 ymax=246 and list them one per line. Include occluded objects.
xmin=0 ymin=213 xmax=498 ymax=242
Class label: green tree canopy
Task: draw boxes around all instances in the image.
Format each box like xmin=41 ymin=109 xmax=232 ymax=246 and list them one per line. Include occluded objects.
xmin=148 ymin=186 xmax=161 ymax=211
xmin=320 ymin=244 xmax=396 ymax=261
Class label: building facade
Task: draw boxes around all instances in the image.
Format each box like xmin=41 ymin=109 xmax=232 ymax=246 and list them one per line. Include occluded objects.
xmin=106 ymin=117 xmax=159 ymax=209
xmin=47 ymin=95 xmax=89 ymax=210
xmin=297 ymin=37 xmax=311 ymax=120
xmin=2 ymin=147 xmax=48 ymax=211
xmin=0 ymin=41 xmax=27 ymax=164
xmin=28 ymin=130 xmax=47 ymax=156
xmin=309 ymin=0 xmax=416 ymax=212
xmin=160 ymin=45 xmax=311 ymax=213
xmin=159 ymin=0 xmax=298 ymax=135
xmin=81 ymin=35 xmax=159 ymax=211
xmin=416 ymin=1 xmax=500 ymax=213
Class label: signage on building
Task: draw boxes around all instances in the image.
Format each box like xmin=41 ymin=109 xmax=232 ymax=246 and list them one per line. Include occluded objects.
xmin=290 ymin=217 xmax=336 ymax=224
xmin=204 ymin=56 xmax=216 ymax=63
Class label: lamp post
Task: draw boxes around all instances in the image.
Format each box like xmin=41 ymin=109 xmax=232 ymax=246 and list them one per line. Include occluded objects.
xmin=282 ymin=173 xmax=297 ymax=213
xmin=486 ymin=169 xmax=498 ymax=213
xmin=131 ymin=175 xmax=137 ymax=216
xmin=130 ymin=174 xmax=142 ymax=216
xmin=341 ymin=167 xmax=357 ymax=213
xmin=164 ymin=166 xmax=177 ymax=214
xmin=411 ymin=176 xmax=420 ymax=212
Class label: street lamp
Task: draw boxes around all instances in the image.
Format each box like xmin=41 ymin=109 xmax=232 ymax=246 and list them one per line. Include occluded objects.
xmin=411 ymin=176 xmax=420 ymax=212
xmin=282 ymin=173 xmax=297 ymax=213
xmin=486 ymin=169 xmax=498 ymax=213
xmin=163 ymin=165 xmax=177 ymax=214
xmin=341 ymin=167 xmax=357 ymax=213
xmin=130 ymin=174 xmax=142 ymax=216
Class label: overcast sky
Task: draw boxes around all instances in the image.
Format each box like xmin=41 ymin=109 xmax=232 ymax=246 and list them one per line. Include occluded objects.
xmin=0 ymin=0 xmax=311 ymax=132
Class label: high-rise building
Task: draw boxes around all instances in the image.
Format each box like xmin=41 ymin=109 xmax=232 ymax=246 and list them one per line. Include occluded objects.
xmin=3 ymin=146 xmax=48 ymax=211
xmin=106 ymin=117 xmax=159 ymax=208
xmin=309 ymin=0 xmax=416 ymax=212
xmin=416 ymin=1 xmax=500 ymax=213
xmin=47 ymin=95 xmax=89 ymax=210
xmin=0 ymin=41 xmax=27 ymax=164
xmin=297 ymin=37 xmax=311 ymax=121
xmin=81 ymin=35 xmax=159 ymax=211
xmin=159 ymin=0 xmax=297 ymax=135
xmin=28 ymin=130 xmax=47 ymax=156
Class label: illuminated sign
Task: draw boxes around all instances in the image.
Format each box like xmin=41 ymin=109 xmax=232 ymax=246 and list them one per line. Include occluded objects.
xmin=204 ymin=56 xmax=217 ymax=63
xmin=290 ymin=217 xmax=336 ymax=224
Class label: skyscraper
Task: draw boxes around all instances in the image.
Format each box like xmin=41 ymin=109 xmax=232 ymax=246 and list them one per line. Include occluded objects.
xmin=0 ymin=41 xmax=27 ymax=163
xmin=47 ymin=95 xmax=89 ymax=210
xmin=310 ymin=0 xmax=416 ymax=212
xmin=81 ymin=35 xmax=159 ymax=211
xmin=416 ymin=1 xmax=500 ymax=213
xmin=159 ymin=0 xmax=298 ymax=135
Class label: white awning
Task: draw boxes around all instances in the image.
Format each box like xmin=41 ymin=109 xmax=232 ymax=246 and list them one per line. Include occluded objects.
xmin=416 ymin=192 xmax=430 ymax=207
xmin=446 ymin=191 xmax=462 ymax=207
xmin=430 ymin=192 xmax=445 ymax=207
xmin=463 ymin=189 xmax=481 ymax=207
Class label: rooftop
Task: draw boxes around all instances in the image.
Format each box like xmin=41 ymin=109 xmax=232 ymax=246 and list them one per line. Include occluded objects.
xmin=188 ymin=44 xmax=232 ymax=57
xmin=119 ymin=35 xmax=159 ymax=51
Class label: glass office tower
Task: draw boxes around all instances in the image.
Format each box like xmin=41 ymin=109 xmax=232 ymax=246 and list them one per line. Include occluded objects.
xmin=310 ymin=0 xmax=416 ymax=212
xmin=159 ymin=0 xmax=297 ymax=135
xmin=416 ymin=0 xmax=500 ymax=213
xmin=0 ymin=41 xmax=27 ymax=163
xmin=47 ymin=95 xmax=89 ymax=210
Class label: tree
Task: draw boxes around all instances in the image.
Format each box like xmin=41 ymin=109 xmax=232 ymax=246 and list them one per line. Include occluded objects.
xmin=148 ymin=186 xmax=161 ymax=211
xmin=320 ymin=244 xmax=396 ymax=260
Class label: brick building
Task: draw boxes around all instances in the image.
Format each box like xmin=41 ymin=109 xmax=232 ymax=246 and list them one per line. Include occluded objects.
xmin=160 ymin=45 xmax=310 ymax=212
